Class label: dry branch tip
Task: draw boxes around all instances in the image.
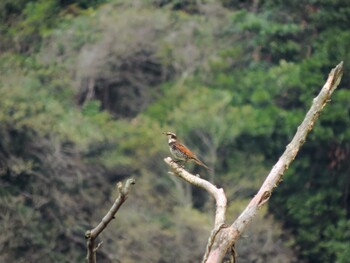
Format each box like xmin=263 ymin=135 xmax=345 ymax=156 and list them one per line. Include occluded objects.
xmin=328 ymin=61 xmax=343 ymax=90
xmin=117 ymin=182 xmax=123 ymax=193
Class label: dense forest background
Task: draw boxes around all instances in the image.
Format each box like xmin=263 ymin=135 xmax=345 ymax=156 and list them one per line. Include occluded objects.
xmin=0 ymin=0 xmax=349 ymax=262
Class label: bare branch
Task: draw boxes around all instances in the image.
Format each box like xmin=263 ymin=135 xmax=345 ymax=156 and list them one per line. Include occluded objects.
xmin=85 ymin=178 xmax=135 ymax=263
xmin=164 ymin=62 xmax=344 ymax=263
xmin=204 ymin=62 xmax=344 ymax=262
xmin=231 ymin=61 xmax=343 ymax=233
xmin=163 ymin=158 xmax=228 ymax=262
xmin=164 ymin=158 xmax=227 ymax=226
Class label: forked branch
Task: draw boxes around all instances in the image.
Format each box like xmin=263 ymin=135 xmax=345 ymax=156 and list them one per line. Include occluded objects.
xmin=164 ymin=61 xmax=344 ymax=263
xmin=85 ymin=178 xmax=135 ymax=263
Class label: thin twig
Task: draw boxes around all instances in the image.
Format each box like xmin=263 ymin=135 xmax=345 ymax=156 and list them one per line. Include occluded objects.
xmin=85 ymin=178 xmax=135 ymax=263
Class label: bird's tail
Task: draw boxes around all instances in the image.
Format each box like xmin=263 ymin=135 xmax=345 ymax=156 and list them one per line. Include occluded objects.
xmin=192 ymin=157 xmax=211 ymax=171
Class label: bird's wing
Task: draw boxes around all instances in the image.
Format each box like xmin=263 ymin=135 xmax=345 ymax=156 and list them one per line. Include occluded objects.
xmin=175 ymin=143 xmax=195 ymax=157
xmin=177 ymin=143 xmax=211 ymax=170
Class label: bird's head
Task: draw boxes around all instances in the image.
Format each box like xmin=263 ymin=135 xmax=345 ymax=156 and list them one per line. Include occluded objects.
xmin=163 ymin=131 xmax=177 ymax=143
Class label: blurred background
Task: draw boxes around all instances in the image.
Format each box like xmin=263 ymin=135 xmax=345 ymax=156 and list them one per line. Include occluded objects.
xmin=0 ymin=0 xmax=349 ymax=262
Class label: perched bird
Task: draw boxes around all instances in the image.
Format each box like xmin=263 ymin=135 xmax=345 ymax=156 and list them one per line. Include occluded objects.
xmin=163 ymin=131 xmax=210 ymax=171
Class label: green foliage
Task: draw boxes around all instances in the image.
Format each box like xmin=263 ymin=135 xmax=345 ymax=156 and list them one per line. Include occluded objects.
xmin=323 ymin=219 xmax=350 ymax=262
xmin=0 ymin=0 xmax=108 ymax=52
xmin=0 ymin=52 xmax=119 ymax=262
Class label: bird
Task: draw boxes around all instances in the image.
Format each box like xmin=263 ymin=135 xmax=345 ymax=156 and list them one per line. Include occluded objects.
xmin=163 ymin=131 xmax=210 ymax=171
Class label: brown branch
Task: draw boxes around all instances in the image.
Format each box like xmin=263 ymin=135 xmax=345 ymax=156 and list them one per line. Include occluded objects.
xmin=85 ymin=178 xmax=135 ymax=263
xmin=164 ymin=62 xmax=344 ymax=263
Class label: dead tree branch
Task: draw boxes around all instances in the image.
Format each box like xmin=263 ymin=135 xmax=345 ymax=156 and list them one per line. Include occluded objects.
xmin=85 ymin=178 xmax=135 ymax=263
xmin=164 ymin=159 xmax=228 ymax=262
xmin=164 ymin=61 xmax=344 ymax=263
xmin=164 ymin=159 xmax=227 ymax=226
